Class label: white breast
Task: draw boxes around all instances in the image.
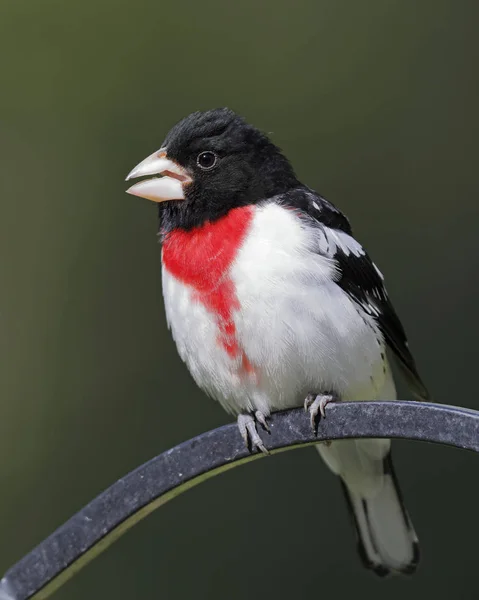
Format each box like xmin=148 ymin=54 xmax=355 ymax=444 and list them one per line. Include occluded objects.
xmin=162 ymin=203 xmax=394 ymax=416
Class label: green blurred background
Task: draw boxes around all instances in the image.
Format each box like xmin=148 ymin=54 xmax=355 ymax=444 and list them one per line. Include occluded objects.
xmin=1 ymin=0 xmax=478 ymax=598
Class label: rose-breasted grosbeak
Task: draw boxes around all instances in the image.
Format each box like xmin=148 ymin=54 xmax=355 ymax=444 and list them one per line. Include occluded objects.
xmin=126 ymin=108 xmax=429 ymax=576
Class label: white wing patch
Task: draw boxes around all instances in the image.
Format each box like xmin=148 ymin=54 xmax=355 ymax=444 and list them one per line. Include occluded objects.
xmin=317 ymin=226 xmax=365 ymax=258
xmin=360 ymin=301 xmax=381 ymax=317
xmin=373 ymin=262 xmax=384 ymax=280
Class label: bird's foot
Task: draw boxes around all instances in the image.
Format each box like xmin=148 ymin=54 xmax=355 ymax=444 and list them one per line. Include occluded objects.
xmin=237 ymin=411 xmax=270 ymax=454
xmin=304 ymin=393 xmax=338 ymax=433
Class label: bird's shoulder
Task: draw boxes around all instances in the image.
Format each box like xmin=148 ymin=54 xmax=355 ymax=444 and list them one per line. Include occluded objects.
xmin=274 ymin=188 xmax=429 ymax=401
xmin=275 ymin=187 xmax=387 ymax=308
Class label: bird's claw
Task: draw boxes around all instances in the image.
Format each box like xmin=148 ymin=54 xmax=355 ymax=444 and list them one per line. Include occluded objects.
xmin=304 ymin=393 xmax=336 ymax=433
xmin=254 ymin=410 xmax=271 ymax=433
xmin=237 ymin=412 xmax=270 ymax=454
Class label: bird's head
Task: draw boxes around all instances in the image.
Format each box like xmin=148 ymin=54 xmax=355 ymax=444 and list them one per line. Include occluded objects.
xmin=126 ymin=108 xmax=299 ymax=230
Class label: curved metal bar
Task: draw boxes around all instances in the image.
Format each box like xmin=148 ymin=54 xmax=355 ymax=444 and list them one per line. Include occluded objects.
xmin=1 ymin=400 xmax=478 ymax=600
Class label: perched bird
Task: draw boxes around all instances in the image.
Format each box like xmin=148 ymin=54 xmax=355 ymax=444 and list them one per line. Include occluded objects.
xmin=126 ymin=108 xmax=429 ymax=576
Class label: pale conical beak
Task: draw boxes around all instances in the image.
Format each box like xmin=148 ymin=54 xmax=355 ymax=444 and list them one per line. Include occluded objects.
xmin=125 ymin=148 xmax=191 ymax=203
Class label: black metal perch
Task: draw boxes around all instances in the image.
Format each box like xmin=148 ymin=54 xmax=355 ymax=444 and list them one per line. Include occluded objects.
xmin=1 ymin=400 xmax=478 ymax=600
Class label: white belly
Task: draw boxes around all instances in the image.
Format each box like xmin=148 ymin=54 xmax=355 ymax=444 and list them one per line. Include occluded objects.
xmin=162 ymin=204 xmax=395 ymax=416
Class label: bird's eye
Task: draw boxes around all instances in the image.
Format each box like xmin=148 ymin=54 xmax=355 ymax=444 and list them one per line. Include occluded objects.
xmin=196 ymin=151 xmax=217 ymax=170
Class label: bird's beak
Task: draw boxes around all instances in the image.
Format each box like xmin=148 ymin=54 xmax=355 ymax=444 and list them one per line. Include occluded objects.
xmin=125 ymin=148 xmax=191 ymax=203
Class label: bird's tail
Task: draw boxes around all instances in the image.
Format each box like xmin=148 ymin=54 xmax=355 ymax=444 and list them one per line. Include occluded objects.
xmin=317 ymin=442 xmax=419 ymax=576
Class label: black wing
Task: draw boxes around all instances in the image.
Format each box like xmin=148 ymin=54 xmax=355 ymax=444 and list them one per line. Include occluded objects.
xmin=290 ymin=189 xmax=430 ymax=401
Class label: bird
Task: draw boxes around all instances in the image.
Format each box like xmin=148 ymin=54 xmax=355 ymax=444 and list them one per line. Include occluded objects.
xmin=125 ymin=108 xmax=429 ymax=576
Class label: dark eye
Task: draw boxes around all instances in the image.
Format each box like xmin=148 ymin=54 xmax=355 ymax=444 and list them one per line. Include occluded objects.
xmin=197 ymin=151 xmax=217 ymax=170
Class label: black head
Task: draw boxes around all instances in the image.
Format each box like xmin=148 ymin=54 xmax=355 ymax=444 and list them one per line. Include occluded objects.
xmin=126 ymin=108 xmax=300 ymax=231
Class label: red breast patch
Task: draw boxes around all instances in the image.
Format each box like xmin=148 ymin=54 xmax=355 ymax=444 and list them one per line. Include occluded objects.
xmin=162 ymin=206 xmax=255 ymax=371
